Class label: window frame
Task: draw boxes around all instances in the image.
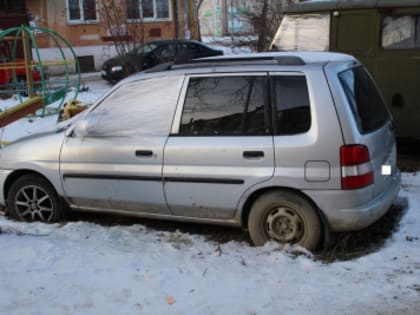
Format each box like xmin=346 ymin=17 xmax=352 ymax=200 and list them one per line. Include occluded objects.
xmin=67 ymin=0 xmax=98 ymax=24
xmin=126 ymin=0 xmax=172 ymax=23
xmin=171 ymin=73 xmax=272 ymax=137
xmin=380 ymin=14 xmax=420 ymax=51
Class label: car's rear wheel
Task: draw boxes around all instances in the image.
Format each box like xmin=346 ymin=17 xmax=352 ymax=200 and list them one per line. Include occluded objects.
xmin=7 ymin=174 xmax=63 ymax=223
xmin=248 ymin=190 xmax=321 ymax=250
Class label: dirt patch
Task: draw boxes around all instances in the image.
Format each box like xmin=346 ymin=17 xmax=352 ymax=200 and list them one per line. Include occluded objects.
xmin=315 ymin=198 xmax=408 ymax=262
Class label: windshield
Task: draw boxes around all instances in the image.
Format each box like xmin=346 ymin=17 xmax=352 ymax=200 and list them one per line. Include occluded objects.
xmin=270 ymin=13 xmax=330 ymax=51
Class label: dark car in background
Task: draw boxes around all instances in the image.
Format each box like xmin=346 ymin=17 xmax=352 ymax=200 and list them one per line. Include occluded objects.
xmin=101 ymin=39 xmax=224 ymax=83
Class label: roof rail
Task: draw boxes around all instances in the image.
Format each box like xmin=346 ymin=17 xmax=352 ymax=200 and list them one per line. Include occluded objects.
xmin=173 ymin=55 xmax=305 ymax=68
xmin=144 ymin=55 xmax=305 ymax=73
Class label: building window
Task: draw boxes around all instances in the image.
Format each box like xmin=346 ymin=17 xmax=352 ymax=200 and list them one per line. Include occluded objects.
xmin=68 ymin=0 xmax=97 ymax=23
xmin=126 ymin=0 xmax=171 ymax=21
xmin=0 ymin=0 xmax=25 ymax=12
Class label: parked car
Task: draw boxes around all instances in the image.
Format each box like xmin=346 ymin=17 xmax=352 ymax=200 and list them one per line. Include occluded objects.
xmin=101 ymin=39 xmax=223 ymax=83
xmin=0 ymin=52 xmax=400 ymax=250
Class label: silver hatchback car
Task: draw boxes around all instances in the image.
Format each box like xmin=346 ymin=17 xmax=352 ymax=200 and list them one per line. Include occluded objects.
xmin=0 ymin=52 xmax=401 ymax=250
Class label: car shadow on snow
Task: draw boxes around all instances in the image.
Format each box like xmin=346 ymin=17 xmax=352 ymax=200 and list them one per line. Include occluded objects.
xmin=69 ymin=196 xmax=408 ymax=263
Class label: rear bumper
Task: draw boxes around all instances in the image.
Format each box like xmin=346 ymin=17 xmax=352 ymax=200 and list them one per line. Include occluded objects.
xmin=308 ymin=170 xmax=401 ymax=232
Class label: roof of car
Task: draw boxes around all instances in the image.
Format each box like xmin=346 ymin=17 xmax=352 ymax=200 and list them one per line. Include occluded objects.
xmin=283 ymin=0 xmax=420 ymax=13
xmin=123 ymin=51 xmax=356 ymax=82
xmin=146 ymin=39 xmax=206 ymax=46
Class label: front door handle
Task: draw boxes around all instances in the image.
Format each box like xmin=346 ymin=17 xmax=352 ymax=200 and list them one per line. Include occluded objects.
xmin=243 ymin=151 xmax=264 ymax=159
xmin=135 ymin=150 xmax=153 ymax=157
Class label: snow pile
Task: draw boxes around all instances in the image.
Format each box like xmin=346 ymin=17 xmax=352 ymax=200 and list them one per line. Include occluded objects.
xmin=0 ymin=173 xmax=418 ymax=315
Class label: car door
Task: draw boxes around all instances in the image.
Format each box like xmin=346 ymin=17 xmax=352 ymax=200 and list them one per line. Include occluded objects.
xmin=163 ymin=73 xmax=275 ymax=219
xmin=60 ymin=75 xmax=184 ymax=214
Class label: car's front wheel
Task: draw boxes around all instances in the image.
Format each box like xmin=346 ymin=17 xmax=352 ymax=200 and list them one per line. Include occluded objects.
xmin=248 ymin=190 xmax=321 ymax=250
xmin=7 ymin=174 xmax=63 ymax=223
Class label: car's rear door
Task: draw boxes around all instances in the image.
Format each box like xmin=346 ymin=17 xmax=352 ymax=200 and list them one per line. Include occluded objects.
xmin=328 ymin=63 xmax=397 ymax=196
xmin=163 ymin=73 xmax=275 ymax=219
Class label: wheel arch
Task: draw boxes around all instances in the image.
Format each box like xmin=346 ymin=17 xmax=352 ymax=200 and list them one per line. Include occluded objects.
xmin=240 ymin=186 xmax=325 ymax=230
xmin=4 ymin=169 xmax=55 ymax=205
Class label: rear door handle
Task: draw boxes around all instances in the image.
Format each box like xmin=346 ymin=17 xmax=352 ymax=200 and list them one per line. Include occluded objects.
xmin=135 ymin=150 xmax=153 ymax=157
xmin=243 ymin=151 xmax=264 ymax=159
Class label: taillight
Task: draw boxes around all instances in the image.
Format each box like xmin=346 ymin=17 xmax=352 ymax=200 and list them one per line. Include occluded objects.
xmin=340 ymin=144 xmax=373 ymax=190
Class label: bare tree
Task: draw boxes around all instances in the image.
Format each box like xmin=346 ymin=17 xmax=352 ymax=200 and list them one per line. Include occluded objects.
xmin=196 ymin=0 xmax=205 ymax=41
xmin=231 ymin=0 xmax=290 ymax=52
xmin=97 ymin=0 xmax=145 ymax=57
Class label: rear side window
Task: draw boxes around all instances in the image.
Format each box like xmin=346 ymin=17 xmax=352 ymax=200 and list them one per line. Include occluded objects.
xmin=179 ymin=76 xmax=269 ymax=136
xmin=339 ymin=67 xmax=390 ymax=134
xmin=381 ymin=15 xmax=420 ymax=49
xmin=273 ymin=76 xmax=311 ymax=135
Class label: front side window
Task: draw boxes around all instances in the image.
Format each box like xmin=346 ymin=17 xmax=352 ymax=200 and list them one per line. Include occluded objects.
xmin=74 ymin=76 xmax=183 ymax=137
xmin=179 ymin=76 xmax=268 ymax=136
xmin=177 ymin=43 xmax=199 ymax=59
xmin=273 ymin=76 xmax=311 ymax=135
xmin=126 ymin=0 xmax=170 ymax=21
xmin=270 ymin=13 xmax=330 ymax=51
xmin=68 ymin=0 xmax=97 ymax=23
xmin=381 ymin=15 xmax=420 ymax=49
xmin=339 ymin=67 xmax=390 ymax=134
xmin=154 ymin=44 xmax=176 ymax=61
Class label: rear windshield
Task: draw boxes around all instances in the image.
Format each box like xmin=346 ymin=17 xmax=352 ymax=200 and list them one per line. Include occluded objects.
xmin=338 ymin=66 xmax=390 ymax=134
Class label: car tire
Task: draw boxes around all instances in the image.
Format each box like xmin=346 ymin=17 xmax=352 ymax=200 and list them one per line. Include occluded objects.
xmin=7 ymin=174 xmax=63 ymax=223
xmin=248 ymin=190 xmax=321 ymax=250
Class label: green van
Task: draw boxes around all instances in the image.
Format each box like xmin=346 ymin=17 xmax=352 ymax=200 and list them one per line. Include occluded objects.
xmin=270 ymin=0 xmax=420 ymax=140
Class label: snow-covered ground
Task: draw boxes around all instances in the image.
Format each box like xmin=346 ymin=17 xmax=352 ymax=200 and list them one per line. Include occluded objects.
xmin=0 ymin=62 xmax=419 ymax=315
xmin=0 ymin=174 xmax=418 ymax=315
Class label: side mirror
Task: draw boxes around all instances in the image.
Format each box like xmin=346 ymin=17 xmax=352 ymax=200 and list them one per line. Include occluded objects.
xmin=71 ymin=116 xmax=99 ymax=138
